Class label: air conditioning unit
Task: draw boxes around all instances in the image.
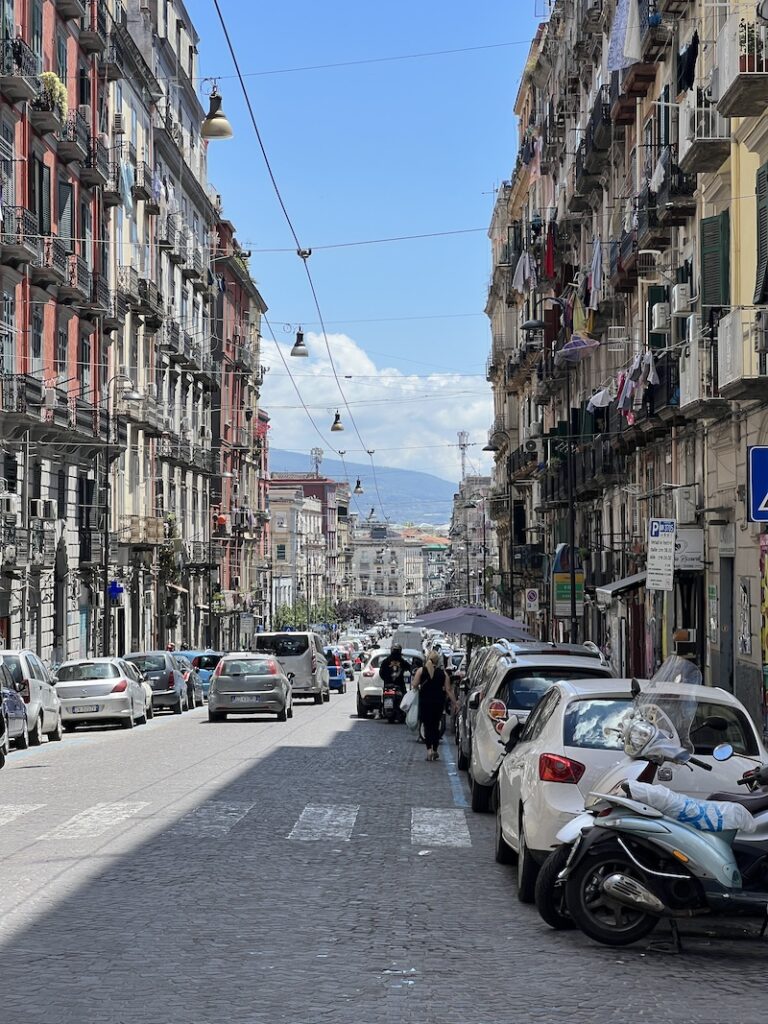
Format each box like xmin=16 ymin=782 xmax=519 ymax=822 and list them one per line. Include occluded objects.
xmin=524 ymin=439 xmax=542 ymax=456
xmin=29 ymin=498 xmax=44 ymax=519
xmin=113 ymin=112 xmax=125 ymax=134
xmin=43 ymin=387 xmax=58 ymax=410
xmin=673 ymin=484 xmax=699 ymax=525
xmin=652 ymin=302 xmax=671 ymax=332
xmin=42 ymin=500 xmax=57 ymax=520
xmin=672 ymin=283 xmax=692 ymax=317
xmin=529 ymin=420 xmax=543 ymax=438
xmin=1 ymin=494 xmax=19 ymax=516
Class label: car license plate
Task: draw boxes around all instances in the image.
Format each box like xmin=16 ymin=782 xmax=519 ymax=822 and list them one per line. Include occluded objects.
xmin=72 ymin=705 xmax=99 ymax=714
xmin=232 ymin=695 xmax=255 ymax=704
xmin=383 ymin=698 xmax=393 ymax=709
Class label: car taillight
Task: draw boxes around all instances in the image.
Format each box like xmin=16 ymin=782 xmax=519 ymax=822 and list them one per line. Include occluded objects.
xmin=539 ymin=753 xmax=585 ymax=785
xmin=167 ymin=672 xmax=176 ymax=689
xmin=266 ymin=659 xmax=279 ymax=674
xmin=112 ymin=680 xmax=128 ymax=693
xmin=334 ymin=655 xmax=341 ymax=668
xmin=18 ymin=679 xmax=30 ymax=703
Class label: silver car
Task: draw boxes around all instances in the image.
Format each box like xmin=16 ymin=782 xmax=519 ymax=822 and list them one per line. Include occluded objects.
xmin=208 ymin=653 xmax=293 ymax=722
xmin=55 ymin=658 xmax=148 ymax=730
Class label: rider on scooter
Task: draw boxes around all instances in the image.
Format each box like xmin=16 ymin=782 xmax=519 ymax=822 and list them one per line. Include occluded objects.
xmin=379 ymin=644 xmax=412 ymax=698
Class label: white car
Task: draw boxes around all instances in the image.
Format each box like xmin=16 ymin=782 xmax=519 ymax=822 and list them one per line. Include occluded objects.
xmin=0 ymin=649 xmax=62 ymax=744
xmin=496 ymin=677 xmax=768 ymax=903
xmin=356 ymin=647 xmax=423 ymax=718
xmin=56 ymin=658 xmax=148 ymax=730
xmin=468 ymin=651 xmax=614 ymax=812
xmin=123 ymin=660 xmax=154 ymax=721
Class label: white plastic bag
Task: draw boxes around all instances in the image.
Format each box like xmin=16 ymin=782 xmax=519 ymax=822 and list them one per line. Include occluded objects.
xmin=400 ymin=689 xmax=416 ymax=713
xmin=405 ymin=692 xmax=420 ymax=732
xmin=629 ymin=782 xmax=756 ymax=833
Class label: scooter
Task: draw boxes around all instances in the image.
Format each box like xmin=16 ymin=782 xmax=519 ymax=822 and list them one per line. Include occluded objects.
xmin=560 ymin=715 xmax=768 ymax=947
xmin=382 ymin=684 xmax=406 ymax=723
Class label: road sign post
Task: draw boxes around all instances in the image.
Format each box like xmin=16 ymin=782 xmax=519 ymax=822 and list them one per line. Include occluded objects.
xmin=748 ymin=446 xmax=768 ymax=522
xmin=647 ymin=518 xmax=676 ymax=592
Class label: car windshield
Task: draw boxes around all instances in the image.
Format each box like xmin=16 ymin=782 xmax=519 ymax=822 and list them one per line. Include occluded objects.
xmin=254 ymin=635 xmax=309 ymax=657
xmin=195 ymin=655 xmax=222 ymax=670
xmin=57 ymin=662 xmax=120 ymax=681
xmin=0 ymin=655 xmax=22 ymax=683
xmin=563 ymin=698 xmax=632 ymax=749
xmin=126 ymin=655 xmax=166 ymax=672
xmin=221 ymin=659 xmax=273 ymax=676
xmin=501 ymin=668 xmax=606 ymax=711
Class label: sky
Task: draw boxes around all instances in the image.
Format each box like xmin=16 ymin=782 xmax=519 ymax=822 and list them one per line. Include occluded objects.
xmin=185 ymin=0 xmax=541 ymax=483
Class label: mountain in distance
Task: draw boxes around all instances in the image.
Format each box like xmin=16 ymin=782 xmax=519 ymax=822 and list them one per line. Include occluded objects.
xmin=269 ymin=449 xmax=457 ymax=526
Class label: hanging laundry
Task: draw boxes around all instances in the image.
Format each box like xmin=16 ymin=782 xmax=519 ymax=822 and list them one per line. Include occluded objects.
xmin=643 ymin=350 xmax=660 ymax=386
xmin=573 ymin=295 xmax=588 ymax=335
xmin=624 ymin=0 xmax=643 ymax=65
xmin=678 ymin=31 xmax=700 ymax=92
xmin=120 ymin=159 xmax=134 ymax=217
xmin=528 ymin=137 xmax=542 ymax=184
xmin=649 ymin=154 xmax=666 ymax=192
xmin=608 ymin=0 xmax=634 ymax=72
xmin=587 ymin=387 xmax=613 ymax=414
xmin=512 ymin=250 xmax=537 ymax=293
xmin=543 ymin=221 xmax=556 ymax=279
xmin=628 ymin=353 xmax=643 ymax=382
xmin=588 ymin=235 xmax=603 ymax=311
xmin=152 ymin=169 xmax=163 ymax=206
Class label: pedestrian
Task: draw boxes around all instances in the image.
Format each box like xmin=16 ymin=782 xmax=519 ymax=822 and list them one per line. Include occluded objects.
xmin=412 ymin=649 xmax=458 ymax=761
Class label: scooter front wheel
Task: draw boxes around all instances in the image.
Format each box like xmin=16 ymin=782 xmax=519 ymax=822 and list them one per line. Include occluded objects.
xmin=535 ymin=846 xmax=574 ymax=930
xmin=565 ymin=845 xmax=659 ymax=947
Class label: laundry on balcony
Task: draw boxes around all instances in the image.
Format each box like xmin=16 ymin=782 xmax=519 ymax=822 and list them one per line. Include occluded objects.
xmin=511 ymin=249 xmax=537 ymax=293
xmin=588 ymin=234 xmax=603 ymax=310
xmin=120 ymin=158 xmax=134 ymax=216
xmin=677 ymin=30 xmax=699 ymax=93
xmin=587 ymin=386 xmax=613 ymax=413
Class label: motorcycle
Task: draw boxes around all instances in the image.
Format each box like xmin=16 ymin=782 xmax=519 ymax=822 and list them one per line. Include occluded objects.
xmin=382 ymin=668 xmax=411 ymax=724
xmin=559 ymin=678 xmax=768 ymax=947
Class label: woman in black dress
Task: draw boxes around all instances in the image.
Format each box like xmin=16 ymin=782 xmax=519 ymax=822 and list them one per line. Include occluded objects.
xmin=413 ymin=649 xmax=459 ymax=761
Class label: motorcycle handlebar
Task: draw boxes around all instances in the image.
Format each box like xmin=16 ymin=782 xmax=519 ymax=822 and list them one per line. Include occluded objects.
xmin=687 ymin=756 xmax=712 ymax=771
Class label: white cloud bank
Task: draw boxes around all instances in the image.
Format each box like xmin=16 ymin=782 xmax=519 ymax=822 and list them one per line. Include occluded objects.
xmin=260 ymin=332 xmax=493 ymax=483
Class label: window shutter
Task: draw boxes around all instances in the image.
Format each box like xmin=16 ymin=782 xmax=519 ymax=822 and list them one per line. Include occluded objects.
xmin=700 ymin=211 xmax=730 ymax=309
xmin=755 ymin=164 xmax=768 ymax=303
xmin=28 ymin=157 xmax=38 ymax=220
xmin=41 ymin=163 xmax=51 ymax=236
xmin=58 ymin=181 xmax=73 ymax=251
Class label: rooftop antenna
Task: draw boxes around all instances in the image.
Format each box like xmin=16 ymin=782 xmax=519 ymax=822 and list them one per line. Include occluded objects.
xmin=310 ymin=447 xmax=323 ymax=477
xmin=458 ymin=431 xmax=469 ymax=481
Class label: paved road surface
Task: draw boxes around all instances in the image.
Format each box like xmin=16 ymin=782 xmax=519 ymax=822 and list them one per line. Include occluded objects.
xmin=0 ymin=690 xmax=765 ymax=1023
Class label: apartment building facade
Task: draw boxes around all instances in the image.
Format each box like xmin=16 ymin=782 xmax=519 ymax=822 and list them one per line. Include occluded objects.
xmin=486 ymin=0 xmax=768 ymax=725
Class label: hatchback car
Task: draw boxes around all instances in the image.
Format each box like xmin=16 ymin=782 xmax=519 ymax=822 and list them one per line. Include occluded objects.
xmin=324 ymin=647 xmax=348 ymax=693
xmin=356 ymin=647 xmax=423 ymax=717
xmin=55 ymin=658 xmax=148 ymax=730
xmin=122 ymin=661 xmax=154 ymax=720
xmin=123 ymin=651 xmax=188 ymax=713
xmin=0 ymin=649 xmax=62 ymax=744
xmin=187 ymin=651 xmax=224 ymax=698
xmin=208 ymin=653 xmax=293 ymax=721
xmin=1 ymin=663 xmax=29 ymax=763
xmin=252 ymin=632 xmax=329 ymax=703
xmin=496 ymin=677 xmax=768 ymax=902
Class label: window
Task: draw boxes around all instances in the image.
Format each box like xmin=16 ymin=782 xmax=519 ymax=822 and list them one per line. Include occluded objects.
xmin=30 ymin=308 xmax=43 ymax=374
xmin=756 ymin=163 xmax=768 ymax=304
xmin=79 ymin=335 xmax=91 ymax=396
xmin=29 ymin=0 xmax=42 ymax=58
xmin=519 ymin=688 xmax=560 ymax=743
xmin=79 ymin=65 xmax=91 ymax=108
xmin=700 ymin=211 xmax=730 ymax=309
xmin=57 ymin=662 xmax=120 ymax=681
xmin=276 ymin=543 xmax=286 ymax=561
xmin=28 ymin=156 xmax=51 ymax=235
xmin=57 ymin=31 xmax=68 ymax=83
xmin=1 ymin=287 xmax=15 ymax=374
xmin=563 ymin=698 xmax=632 ymax=750
xmin=253 ymin=635 xmax=309 ymax=657
xmin=56 ymin=322 xmax=68 ymax=375
xmin=57 ymin=469 xmax=67 ymax=518
xmin=58 ymin=180 xmax=73 ymax=251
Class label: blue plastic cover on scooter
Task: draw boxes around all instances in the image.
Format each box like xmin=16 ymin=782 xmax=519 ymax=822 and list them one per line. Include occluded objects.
xmin=628 ymin=783 xmax=756 ymax=834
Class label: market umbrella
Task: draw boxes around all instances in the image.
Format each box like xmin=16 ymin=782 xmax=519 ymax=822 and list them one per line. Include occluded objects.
xmin=410 ymin=606 xmax=530 ymax=642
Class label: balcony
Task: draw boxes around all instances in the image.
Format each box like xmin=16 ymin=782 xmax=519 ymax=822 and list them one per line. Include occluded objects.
xmin=170 ymin=231 xmax=186 ymax=266
xmin=636 ymin=183 xmax=669 ymax=249
xmin=574 ymin=446 xmax=600 ymax=498
xmin=579 ymin=0 xmax=606 ymax=35
xmin=717 ymin=308 xmax=767 ymax=400
xmin=137 ymin=279 xmax=164 ymax=330
xmin=609 ymin=69 xmax=635 ymax=126
xmin=658 ymin=0 xmax=690 ymax=12
xmin=80 ymin=0 xmax=108 ymax=56
xmin=68 ymin=396 xmax=97 ymax=436
xmin=639 ymin=0 xmax=671 ymax=62
xmin=620 ymin=48 xmax=657 ymax=100
xmin=679 ymin=317 xmax=729 ymax=419
xmin=79 ymin=532 xmax=105 ymax=567
xmin=103 ymin=290 xmax=128 ymax=333
xmin=158 ymin=216 xmax=178 ymax=254
xmin=233 ymin=335 xmax=257 ymax=371
xmin=55 ymin=0 xmax=86 ymax=19
xmin=28 ymin=521 xmax=56 ymax=568
xmin=58 ymin=254 xmax=91 ymax=303
xmin=132 ymin=161 xmax=153 ymax=201
xmin=81 ymin=137 xmax=110 ymax=187
xmin=655 ymin=147 xmax=696 ymax=224
xmin=58 ymin=109 xmax=89 ymax=164
xmin=513 ymin=544 xmax=546 ymax=575
xmin=195 ymin=351 xmax=220 ymax=389
xmin=118 ymin=264 xmax=141 ymax=309
xmin=1 ymin=207 xmax=39 ymax=266
xmin=716 ymin=14 xmax=768 ymax=117
xmin=0 ymin=38 xmax=41 ymax=103
xmin=593 ymin=437 xmax=625 ymax=485
xmin=182 ymin=243 xmax=202 ymax=280
xmin=102 ymin=162 xmax=122 ymax=206
xmin=30 ymin=235 xmax=68 ymax=288
xmin=585 ymin=85 xmax=611 ymax=169
xmin=120 ymin=515 xmax=164 ymax=548
xmin=0 ymin=375 xmax=43 ymax=425
xmin=608 ymin=231 xmax=638 ymax=292
xmin=82 ymin=271 xmax=111 ymax=319
xmin=30 ymin=86 xmax=64 ymax=136
xmin=678 ymin=89 xmax=730 ymax=174
xmin=103 ymin=38 xmax=125 ymax=81
xmin=569 ymin=146 xmax=594 ymax=213
xmin=163 ymin=320 xmax=183 ymax=361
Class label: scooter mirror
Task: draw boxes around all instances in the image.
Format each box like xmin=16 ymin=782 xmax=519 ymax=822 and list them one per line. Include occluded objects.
xmin=712 ymin=742 xmax=734 ymax=762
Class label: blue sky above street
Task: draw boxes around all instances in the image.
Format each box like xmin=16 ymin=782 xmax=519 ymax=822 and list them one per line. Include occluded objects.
xmin=186 ymin=0 xmax=541 ymax=481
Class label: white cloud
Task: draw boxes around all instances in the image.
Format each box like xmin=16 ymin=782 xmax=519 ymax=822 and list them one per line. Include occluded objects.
xmin=260 ymin=332 xmax=493 ymax=482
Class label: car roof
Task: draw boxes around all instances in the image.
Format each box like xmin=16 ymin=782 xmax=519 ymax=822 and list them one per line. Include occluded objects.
xmin=550 ymin=677 xmax=750 ymax=706
xmin=60 ymin=657 xmax=120 ymax=665
xmin=124 ymin=651 xmax=171 ymax=657
xmin=220 ymin=651 xmax=271 ymax=659
xmin=502 ymin=654 xmax=613 ymax=673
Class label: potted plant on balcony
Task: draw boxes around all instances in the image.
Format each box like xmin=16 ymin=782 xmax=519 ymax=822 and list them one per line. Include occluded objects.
xmin=739 ymin=20 xmax=765 ymax=73
xmin=33 ymin=71 xmax=68 ymax=121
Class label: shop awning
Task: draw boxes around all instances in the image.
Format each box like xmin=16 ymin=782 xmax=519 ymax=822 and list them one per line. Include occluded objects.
xmin=596 ymin=572 xmax=646 ymax=609
xmin=167 ymin=583 xmax=189 ymax=594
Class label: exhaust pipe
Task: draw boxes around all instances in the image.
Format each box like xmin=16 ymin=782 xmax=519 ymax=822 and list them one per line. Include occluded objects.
xmin=602 ymin=873 xmax=666 ymax=914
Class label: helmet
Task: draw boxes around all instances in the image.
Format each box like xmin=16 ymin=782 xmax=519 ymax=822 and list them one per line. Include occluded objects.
xmin=391 ymin=643 xmax=402 ymax=655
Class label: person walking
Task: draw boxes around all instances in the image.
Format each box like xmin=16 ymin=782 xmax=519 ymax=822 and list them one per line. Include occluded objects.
xmin=413 ymin=649 xmax=458 ymax=761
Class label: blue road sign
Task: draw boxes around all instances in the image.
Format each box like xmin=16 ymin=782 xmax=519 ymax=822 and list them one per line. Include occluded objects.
xmin=748 ymin=446 xmax=768 ymax=522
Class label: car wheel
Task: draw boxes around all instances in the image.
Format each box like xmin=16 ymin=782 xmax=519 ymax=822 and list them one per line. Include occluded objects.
xmin=322 ymin=689 xmax=330 ymax=703
xmin=277 ymin=705 xmax=288 ymax=722
xmin=457 ymin=741 xmax=469 ymax=772
xmin=29 ymin=712 xmax=44 ymax=746
xmin=314 ymin=692 xmax=323 ymax=705
xmin=535 ymin=846 xmax=575 ymax=930
xmin=16 ymin=718 xmax=30 ymax=748
xmin=146 ymin=701 xmax=154 ymax=720
xmin=121 ymin=709 xmax=135 ymax=729
xmin=342 ymin=683 xmax=347 ymax=694
xmin=173 ymin=697 xmax=184 ymax=715
xmin=48 ymin=712 xmax=63 ymax=742
xmin=137 ymin=704 xmax=148 ymax=726
xmin=0 ymin=718 xmax=9 ymax=757
xmin=356 ymin=693 xmax=369 ymax=718
xmin=494 ymin=801 xmax=516 ymax=865
xmin=470 ymin=774 xmax=491 ymax=813
xmin=287 ymin=703 xmax=294 ymax=719
xmin=516 ymin=815 xmax=539 ymax=904
xmin=208 ymin=710 xmax=226 ymax=722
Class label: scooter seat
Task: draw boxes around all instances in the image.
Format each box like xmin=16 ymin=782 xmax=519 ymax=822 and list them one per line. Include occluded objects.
xmin=708 ymin=790 xmax=768 ymax=814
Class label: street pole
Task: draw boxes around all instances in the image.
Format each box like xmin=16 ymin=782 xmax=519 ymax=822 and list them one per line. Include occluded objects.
xmin=565 ymin=364 xmax=578 ymax=642
xmin=102 ymin=388 xmax=111 ymax=656
xmin=508 ymin=454 xmax=515 ymax=620
xmin=481 ymin=502 xmax=487 ymax=609
xmin=207 ymin=514 xmax=213 ymax=648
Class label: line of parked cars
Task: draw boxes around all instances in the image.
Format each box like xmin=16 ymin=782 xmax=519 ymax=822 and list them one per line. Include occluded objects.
xmin=1 ymin=630 xmax=350 ymax=768
xmin=453 ymin=639 xmax=768 ymax=915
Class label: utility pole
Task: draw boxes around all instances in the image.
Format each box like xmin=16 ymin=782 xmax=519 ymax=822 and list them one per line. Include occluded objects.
xmin=565 ymin=365 xmax=578 ymax=642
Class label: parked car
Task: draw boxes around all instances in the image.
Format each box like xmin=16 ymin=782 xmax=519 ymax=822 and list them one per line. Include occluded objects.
xmin=176 ymin=655 xmax=204 ymax=708
xmin=122 ymin=660 xmax=154 ymax=721
xmin=324 ymin=647 xmax=348 ymax=693
xmin=495 ymin=676 xmax=768 ymax=902
xmin=208 ymin=653 xmax=293 ymax=722
xmin=468 ymin=647 xmax=615 ymax=812
xmin=356 ymin=647 xmax=423 ymax=718
xmin=1 ymin=662 xmax=29 ymax=763
xmin=0 ymin=649 xmax=62 ymax=744
xmin=123 ymin=651 xmax=188 ymax=713
xmin=187 ymin=651 xmax=224 ymax=698
xmin=252 ymin=632 xmax=329 ymax=704
xmin=55 ymin=658 xmax=148 ymax=730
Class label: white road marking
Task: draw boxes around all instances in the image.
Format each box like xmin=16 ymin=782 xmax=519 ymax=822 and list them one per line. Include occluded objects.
xmin=39 ymin=802 xmax=149 ymax=841
xmin=288 ymin=804 xmax=359 ymax=841
xmin=165 ymin=801 xmax=255 ymax=838
xmin=0 ymin=805 xmax=46 ymax=828
xmin=411 ymin=808 xmax=472 ymax=847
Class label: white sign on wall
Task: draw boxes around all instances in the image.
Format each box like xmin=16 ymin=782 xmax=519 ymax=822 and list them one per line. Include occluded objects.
xmin=647 ymin=518 xmax=676 ymax=592
xmin=674 ymin=528 xmax=704 ymax=571
xmin=525 ymin=588 xmax=539 ymax=613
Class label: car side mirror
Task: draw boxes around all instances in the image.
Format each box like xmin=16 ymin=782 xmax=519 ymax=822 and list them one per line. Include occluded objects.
xmin=467 ymin=692 xmax=480 ymax=710
xmin=498 ymin=715 xmax=521 ymax=752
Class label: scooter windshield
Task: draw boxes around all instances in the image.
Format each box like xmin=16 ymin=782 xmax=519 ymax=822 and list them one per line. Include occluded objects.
xmin=624 ymin=678 xmax=702 ymax=757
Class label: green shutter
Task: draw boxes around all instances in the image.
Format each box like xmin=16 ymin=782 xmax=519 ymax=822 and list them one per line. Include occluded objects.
xmin=700 ymin=211 xmax=730 ymax=309
xmin=755 ymin=163 xmax=768 ymax=303
xmin=648 ymin=284 xmax=669 ymax=349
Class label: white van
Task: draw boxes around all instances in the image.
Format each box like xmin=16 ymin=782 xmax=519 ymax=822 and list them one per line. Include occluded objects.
xmin=392 ymin=626 xmax=423 ymax=653
xmin=252 ymin=632 xmax=330 ymax=704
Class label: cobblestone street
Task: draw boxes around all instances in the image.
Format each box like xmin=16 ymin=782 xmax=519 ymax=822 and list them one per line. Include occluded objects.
xmin=0 ymin=691 xmax=765 ymax=1024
